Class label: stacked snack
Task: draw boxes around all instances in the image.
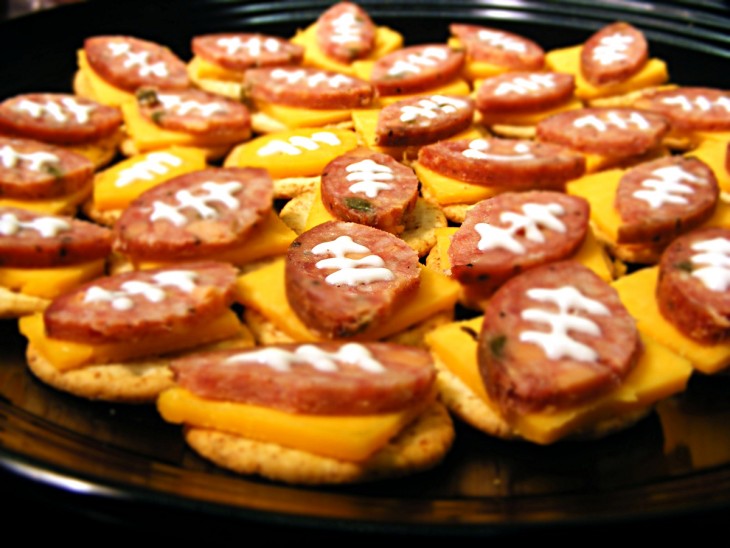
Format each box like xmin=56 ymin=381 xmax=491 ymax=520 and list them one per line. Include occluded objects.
xmin=3 ymin=2 xmax=729 ymax=489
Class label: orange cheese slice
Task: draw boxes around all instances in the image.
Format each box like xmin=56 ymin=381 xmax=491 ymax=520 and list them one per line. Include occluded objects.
xmin=612 ymin=267 xmax=730 ymax=374
xmin=224 ymin=128 xmax=358 ymax=179
xmin=236 ymin=258 xmax=460 ymax=342
xmin=253 ymin=101 xmax=355 ymax=129
xmin=120 ymin=102 xmax=251 ymax=153
xmin=0 ymin=259 xmax=106 ymax=299
xmin=426 ymin=316 xmax=692 ymax=444
xmin=291 ymin=23 xmax=404 ymax=76
xmin=76 ymin=50 xmax=136 ymax=107
xmin=188 ymin=55 xmax=242 ymax=83
xmin=545 ymin=45 xmax=668 ymax=101
xmin=0 ymin=183 xmax=92 ymax=216
xmin=413 ymin=161 xmax=508 ymax=206
xmin=687 ymin=139 xmax=730 ymax=193
xmin=20 ymin=309 xmax=246 ymax=371
xmin=93 ymin=147 xmax=207 ymax=211
xmin=157 ymin=386 xmax=430 ymax=461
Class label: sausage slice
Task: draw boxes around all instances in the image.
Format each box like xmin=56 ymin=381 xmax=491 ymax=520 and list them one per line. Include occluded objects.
xmin=0 ymin=93 xmax=122 ymax=145
xmin=192 ymin=33 xmax=304 ymax=72
xmin=285 ymin=221 xmax=420 ymax=338
xmin=580 ymin=22 xmax=648 ymax=86
xmin=537 ymin=107 xmax=669 ymax=156
xmin=0 ymin=207 xmax=111 ymax=268
xmin=418 ymin=138 xmax=585 ymax=188
xmin=171 ymin=342 xmax=435 ymax=415
xmin=320 ymin=148 xmax=418 ymax=233
xmin=315 ymin=1 xmax=377 ymax=63
xmin=475 ymin=72 xmax=575 ymax=115
xmin=244 ymin=67 xmax=373 ymax=109
xmin=84 ymin=36 xmax=190 ymax=92
xmin=634 ymin=87 xmax=730 ymax=132
xmin=448 ymin=192 xmax=589 ymax=287
xmin=114 ymin=167 xmax=273 ymax=261
xmin=449 ymin=24 xmax=544 ymax=70
xmin=44 ymin=261 xmax=238 ymax=344
xmin=657 ymin=227 xmax=730 ymax=343
xmin=375 ymin=94 xmax=474 ymax=147
xmin=0 ymin=137 xmax=93 ymax=199
xmin=370 ymin=45 xmax=465 ymax=96
xmin=478 ymin=261 xmax=641 ymax=413
xmin=615 ymin=156 xmax=718 ymax=245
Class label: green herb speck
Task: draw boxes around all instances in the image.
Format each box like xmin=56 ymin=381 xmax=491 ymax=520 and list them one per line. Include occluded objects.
xmin=344 ymin=197 xmax=373 ymax=212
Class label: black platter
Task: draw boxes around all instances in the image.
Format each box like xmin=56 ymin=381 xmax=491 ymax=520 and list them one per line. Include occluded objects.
xmin=1 ymin=0 xmax=730 ymax=538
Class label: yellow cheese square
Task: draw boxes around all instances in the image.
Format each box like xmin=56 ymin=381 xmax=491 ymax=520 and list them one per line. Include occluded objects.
xmin=93 ymin=147 xmax=207 ymax=211
xmin=687 ymin=139 xmax=730 ymax=193
xmin=478 ymin=98 xmax=584 ymax=127
xmin=77 ymin=50 xmax=136 ymax=107
xmin=157 ymin=386 xmax=427 ymax=462
xmin=291 ymin=23 xmax=404 ymax=76
xmin=224 ymin=128 xmax=359 ymax=179
xmin=19 ymin=309 xmax=246 ymax=371
xmin=235 ymin=258 xmax=459 ymax=342
xmin=426 ymin=316 xmax=692 ymax=444
xmin=0 ymin=260 xmax=105 ymax=299
xmin=188 ymin=55 xmax=242 ymax=82
xmin=545 ymin=45 xmax=669 ymax=101
xmin=413 ymin=161 xmax=506 ymax=206
xmin=0 ymin=183 xmax=92 ymax=216
xmin=612 ymin=267 xmax=730 ymax=374
xmin=255 ymin=101 xmax=355 ymax=128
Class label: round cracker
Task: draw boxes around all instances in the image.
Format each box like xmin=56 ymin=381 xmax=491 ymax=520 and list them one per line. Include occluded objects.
xmin=441 ymin=203 xmax=474 ymax=224
xmin=278 ymin=191 xmax=315 ymax=234
xmin=120 ymin=138 xmax=232 ymax=162
xmin=82 ymin=198 xmax=122 ymax=227
xmin=26 ymin=344 xmax=175 ymax=404
xmin=488 ymin=124 xmax=537 ymax=139
xmin=184 ymin=401 xmax=454 ymax=484
xmin=0 ymin=287 xmax=49 ymax=318
xmin=250 ymin=110 xmax=354 ymax=136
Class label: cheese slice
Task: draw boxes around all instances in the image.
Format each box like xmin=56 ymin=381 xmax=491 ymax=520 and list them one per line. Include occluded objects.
xmin=426 ymin=316 xmax=693 ymax=444
xmin=291 ymin=23 xmax=404 ymax=76
xmin=236 ymin=258 xmax=460 ymax=342
xmin=224 ymin=128 xmax=359 ymax=179
xmin=545 ymin=45 xmax=669 ymax=101
xmin=133 ymin=210 xmax=295 ymax=269
xmin=0 ymin=259 xmax=105 ymax=299
xmin=121 ymin=102 xmax=251 ymax=152
xmin=253 ymin=101 xmax=355 ymax=129
xmin=19 ymin=309 xmax=245 ymax=371
xmin=687 ymin=139 xmax=730 ymax=193
xmin=0 ymin=183 xmax=92 ymax=215
xmin=431 ymin=225 xmax=613 ymax=282
xmin=93 ymin=147 xmax=207 ymax=211
xmin=157 ymin=386 xmax=430 ymax=461
xmin=477 ymin=97 xmax=584 ymax=127
xmin=446 ymin=37 xmax=514 ymax=81
xmin=188 ymin=55 xmax=242 ymax=83
xmin=413 ymin=161 xmax=508 ymax=206
xmin=612 ymin=266 xmax=730 ymax=374
xmin=76 ymin=50 xmax=136 ymax=107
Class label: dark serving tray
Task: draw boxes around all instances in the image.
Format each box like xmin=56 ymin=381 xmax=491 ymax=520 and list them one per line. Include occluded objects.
xmin=1 ymin=0 xmax=729 ymax=538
